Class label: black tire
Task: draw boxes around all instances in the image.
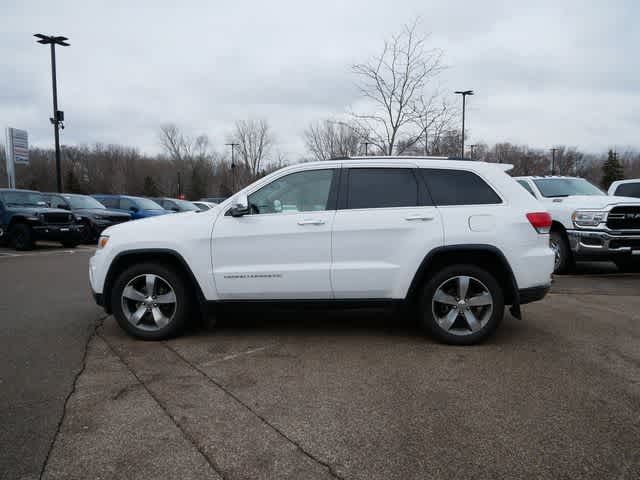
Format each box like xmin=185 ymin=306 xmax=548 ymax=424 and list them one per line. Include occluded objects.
xmin=62 ymin=241 xmax=79 ymax=248
xmin=80 ymin=221 xmax=95 ymax=244
xmin=111 ymin=262 xmax=191 ymax=340
xmin=419 ymin=264 xmax=505 ymax=345
xmin=613 ymin=258 xmax=640 ymax=273
xmin=9 ymin=223 xmax=34 ymax=251
xmin=550 ymin=229 xmax=573 ymax=275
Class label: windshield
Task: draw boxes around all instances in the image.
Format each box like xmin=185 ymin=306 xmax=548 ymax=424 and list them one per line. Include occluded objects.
xmin=134 ymin=198 xmax=164 ymax=210
xmin=174 ymin=199 xmax=199 ymax=211
xmin=1 ymin=191 xmax=46 ymax=207
xmin=66 ymin=195 xmax=106 ymax=209
xmin=533 ymin=178 xmax=604 ymax=198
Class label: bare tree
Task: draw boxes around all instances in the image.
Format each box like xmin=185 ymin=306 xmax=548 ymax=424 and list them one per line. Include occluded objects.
xmin=232 ymin=119 xmax=273 ymax=178
xmin=303 ymin=120 xmax=361 ymax=160
xmin=351 ymin=20 xmax=447 ymax=155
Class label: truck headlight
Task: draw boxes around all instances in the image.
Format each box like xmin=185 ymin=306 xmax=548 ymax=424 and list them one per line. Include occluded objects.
xmin=572 ymin=210 xmax=606 ymax=227
xmin=97 ymin=235 xmax=110 ymax=249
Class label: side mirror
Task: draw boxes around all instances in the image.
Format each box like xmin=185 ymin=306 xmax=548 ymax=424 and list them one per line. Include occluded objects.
xmin=229 ymin=194 xmax=250 ymax=217
xmin=171 ymin=207 xmax=180 ymax=212
xmin=130 ymin=206 xmax=139 ymax=213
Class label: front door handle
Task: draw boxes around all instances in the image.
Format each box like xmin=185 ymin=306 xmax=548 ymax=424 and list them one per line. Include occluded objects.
xmin=405 ymin=215 xmax=434 ymax=221
xmin=298 ymin=219 xmax=325 ymax=225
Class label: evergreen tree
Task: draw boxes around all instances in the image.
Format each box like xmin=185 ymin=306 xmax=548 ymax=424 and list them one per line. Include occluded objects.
xmin=601 ymin=150 xmax=624 ymax=189
xmin=142 ymin=175 xmax=160 ymax=197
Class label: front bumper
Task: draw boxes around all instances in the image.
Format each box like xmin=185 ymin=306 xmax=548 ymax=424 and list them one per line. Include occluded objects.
xmin=32 ymin=224 xmax=83 ymax=241
xmin=567 ymin=229 xmax=640 ymax=259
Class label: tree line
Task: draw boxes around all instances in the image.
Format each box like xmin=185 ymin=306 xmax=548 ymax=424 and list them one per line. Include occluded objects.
xmin=1 ymin=21 xmax=636 ymax=196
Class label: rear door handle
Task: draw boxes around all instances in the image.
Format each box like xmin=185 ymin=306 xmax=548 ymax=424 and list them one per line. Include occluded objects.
xmin=298 ymin=219 xmax=325 ymax=225
xmin=405 ymin=215 xmax=434 ymax=221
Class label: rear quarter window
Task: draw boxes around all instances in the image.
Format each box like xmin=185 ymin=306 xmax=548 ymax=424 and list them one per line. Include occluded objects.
xmin=420 ymin=169 xmax=502 ymax=206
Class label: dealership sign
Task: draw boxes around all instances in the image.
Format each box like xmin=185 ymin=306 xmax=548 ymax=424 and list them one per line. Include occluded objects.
xmin=4 ymin=127 xmax=29 ymax=188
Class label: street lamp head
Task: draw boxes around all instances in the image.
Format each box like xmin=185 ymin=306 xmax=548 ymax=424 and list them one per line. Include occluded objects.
xmin=455 ymin=90 xmax=474 ymax=96
xmin=34 ymin=34 xmax=70 ymax=46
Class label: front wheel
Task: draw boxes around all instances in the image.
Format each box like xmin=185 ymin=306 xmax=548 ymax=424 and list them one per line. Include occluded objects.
xmin=419 ymin=264 xmax=504 ymax=345
xmin=111 ymin=263 xmax=190 ymax=340
xmin=550 ymin=230 xmax=573 ymax=274
xmin=10 ymin=224 xmax=34 ymax=251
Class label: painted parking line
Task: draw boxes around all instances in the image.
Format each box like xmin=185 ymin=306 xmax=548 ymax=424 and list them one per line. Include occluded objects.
xmin=0 ymin=246 xmax=96 ymax=259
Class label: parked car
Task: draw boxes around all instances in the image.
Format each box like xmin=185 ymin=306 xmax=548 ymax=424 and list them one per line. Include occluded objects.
xmin=149 ymin=197 xmax=200 ymax=213
xmin=0 ymin=188 xmax=82 ymax=250
xmin=192 ymin=201 xmax=218 ymax=211
xmin=200 ymin=197 xmax=228 ymax=204
xmin=42 ymin=193 xmax=131 ymax=243
xmin=92 ymin=195 xmax=168 ymax=220
xmin=90 ymin=157 xmax=554 ymax=345
xmin=515 ymin=175 xmax=640 ymax=273
xmin=608 ymin=179 xmax=640 ymax=198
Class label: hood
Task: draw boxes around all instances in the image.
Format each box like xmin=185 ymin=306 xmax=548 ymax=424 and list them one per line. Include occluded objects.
xmin=141 ymin=209 xmax=169 ymax=216
xmin=102 ymin=209 xmax=212 ymax=238
xmin=544 ymin=195 xmax=640 ymax=209
xmin=7 ymin=206 xmax=72 ymax=216
xmin=73 ymin=208 xmax=131 ymax=218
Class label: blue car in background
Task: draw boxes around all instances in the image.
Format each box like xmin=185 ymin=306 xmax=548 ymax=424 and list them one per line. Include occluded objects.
xmin=92 ymin=195 xmax=169 ymax=220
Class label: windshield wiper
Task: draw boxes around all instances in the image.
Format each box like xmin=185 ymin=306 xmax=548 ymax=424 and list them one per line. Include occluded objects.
xmin=546 ymin=194 xmax=570 ymax=198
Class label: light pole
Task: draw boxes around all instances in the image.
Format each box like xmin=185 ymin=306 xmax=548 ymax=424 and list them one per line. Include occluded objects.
xmin=35 ymin=34 xmax=69 ymax=193
xmin=454 ymin=90 xmax=473 ymax=159
xmin=225 ymin=143 xmax=239 ymax=192
xmin=362 ymin=141 xmax=371 ymax=156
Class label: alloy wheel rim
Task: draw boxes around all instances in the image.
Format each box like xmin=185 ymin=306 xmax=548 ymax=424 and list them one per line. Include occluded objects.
xmin=121 ymin=274 xmax=177 ymax=331
xmin=550 ymin=239 xmax=561 ymax=270
xmin=432 ymin=275 xmax=493 ymax=336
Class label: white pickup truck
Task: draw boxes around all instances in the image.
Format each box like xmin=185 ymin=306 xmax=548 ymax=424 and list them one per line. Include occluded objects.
xmin=515 ymin=176 xmax=640 ymax=273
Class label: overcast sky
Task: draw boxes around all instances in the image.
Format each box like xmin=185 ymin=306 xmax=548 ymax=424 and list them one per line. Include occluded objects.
xmin=1 ymin=0 xmax=638 ymax=161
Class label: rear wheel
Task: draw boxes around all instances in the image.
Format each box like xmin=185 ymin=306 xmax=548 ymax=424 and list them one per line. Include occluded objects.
xmin=419 ymin=264 xmax=504 ymax=345
xmin=9 ymin=224 xmax=34 ymax=251
xmin=550 ymin=229 xmax=573 ymax=274
xmin=111 ymin=262 xmax=190 ymax=340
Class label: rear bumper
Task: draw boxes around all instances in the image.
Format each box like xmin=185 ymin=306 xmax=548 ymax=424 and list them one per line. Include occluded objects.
xmin=567 ymin=229 xmax=640 ymax=259
xmin=518 ymin=284 xmax=551 ymax=305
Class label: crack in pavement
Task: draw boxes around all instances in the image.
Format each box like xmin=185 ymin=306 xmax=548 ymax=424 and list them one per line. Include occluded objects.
xmin=98 ymin=330 xmax=227 ymax=480
xmin=39 ymin=314 xmax=108 ymax=480
xmin=163 ymin=342 xmax=346 ymax=480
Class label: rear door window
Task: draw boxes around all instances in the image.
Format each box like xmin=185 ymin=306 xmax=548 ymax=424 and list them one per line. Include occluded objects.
xmin=420 ymin=169 xmax=502 ymax=206
xmin=614 ymin=183 xmax=640 ymax=198
xmin=346 ymin=168 xmax=418 ymax=209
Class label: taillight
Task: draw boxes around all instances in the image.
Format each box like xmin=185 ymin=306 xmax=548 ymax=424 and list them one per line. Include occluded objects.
xmin=526 ymin=212 xmax=552 ymax=234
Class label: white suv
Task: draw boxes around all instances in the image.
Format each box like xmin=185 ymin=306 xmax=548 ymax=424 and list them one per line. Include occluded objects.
xmin=90 ymin=158 xmax=554 ymax=345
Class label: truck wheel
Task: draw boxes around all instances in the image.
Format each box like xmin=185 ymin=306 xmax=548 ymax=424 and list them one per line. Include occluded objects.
xmin=111 ymin=263 xmax=190 ymax=340
xmin=62 ymin=241 xmax=79 ymax=248
xmin=80 ymin=221 xmax=94 ymax=244
xmin=550 ymin=230 xmax=573 ymax=274
xmin=419 ymin=264 xmax=504 ymax=345
xmin=10 ymin=224 xmax=34 ymax=251
xmin=613 ymin=259 xmax=640 ymax=273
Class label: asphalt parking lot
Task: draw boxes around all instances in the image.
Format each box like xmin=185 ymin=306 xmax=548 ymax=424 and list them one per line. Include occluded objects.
xmin=1 ymin=246 xmax=639 ymax=480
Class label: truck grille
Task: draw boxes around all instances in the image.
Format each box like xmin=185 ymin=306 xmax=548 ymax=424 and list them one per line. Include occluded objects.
xmin=43 ymin=212 xmax=73 ymax=224
xmin=606 ymin=206 xmax=640 ymax=230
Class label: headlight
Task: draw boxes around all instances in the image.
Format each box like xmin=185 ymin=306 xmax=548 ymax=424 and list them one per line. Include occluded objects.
xmin=74 ymin=214 xmax=83 ymax=221
xmin=26 ymin=216 xmax=39 ymax=221
xmin=572 ymin=210 xmax=607 ymax=227
xmin=97 ymin=235 xmax=110 ymax=249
